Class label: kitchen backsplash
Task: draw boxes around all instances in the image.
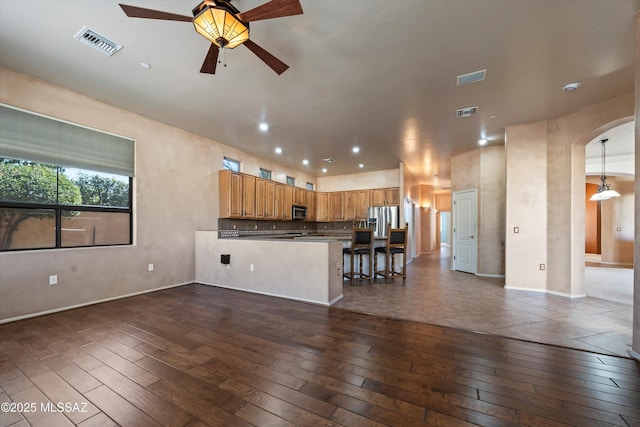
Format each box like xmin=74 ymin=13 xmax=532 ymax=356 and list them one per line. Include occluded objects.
xmin=217 ymin=218 xmax=360 ymax=237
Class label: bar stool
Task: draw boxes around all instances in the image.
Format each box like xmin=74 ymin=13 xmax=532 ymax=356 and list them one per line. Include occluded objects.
xmin=374 ymin=223 xmax=408 ymax=284
xmin=343 ymin=227 xmax=373 ymax=285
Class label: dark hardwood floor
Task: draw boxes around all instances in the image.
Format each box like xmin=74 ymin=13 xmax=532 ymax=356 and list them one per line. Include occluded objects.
xmin=1 ymin=284 xmax=639 ymax=426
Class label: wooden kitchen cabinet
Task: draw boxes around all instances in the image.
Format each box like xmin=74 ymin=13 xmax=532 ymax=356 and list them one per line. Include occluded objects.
xmin=219 ymin=170 xmax=256 ymax=218
xmin=256 ymin=178 xmax=275 ymax=219
xmin=371 ymin=187 xmax=399 ymax=206
xmin=241 ymin=174 xmax=256 ymax=218
xmin=316 ymin=192 xmax=329 ymax=222
xmin=355 ymin=189 xmax=371 ymax=219
xmin=344 ymin=189 xmax=371 ymax=220
xmin=329 ymin=192 xmax=345 ymax=221
xmin=274 ymin=183 xmax=285 ymax=219
xmin=305 ymin=189 xmax=316 ymax=221
xmin=283 ymin=185 xmax=293 ymax=220
xmin=293 ymin=187 xmax=305 ymax=206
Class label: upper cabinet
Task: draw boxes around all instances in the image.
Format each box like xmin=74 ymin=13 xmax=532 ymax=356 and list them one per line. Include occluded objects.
xmin=219 ymin=170 xmax=256 ymax=218
xmin=329 ymin=192 xmax=345 ymax=221
xmin=371 ymin=187 xmax=399 ymax=206
xmin=256 ymin=178 xmax=275 ymax=219
xmin=220 ymin=169 xmax=399 ymax=221
xmin=316 ymin=192 xmax=328 ymax=222
xmin=344 ymin=189 xmax=370 ymax=221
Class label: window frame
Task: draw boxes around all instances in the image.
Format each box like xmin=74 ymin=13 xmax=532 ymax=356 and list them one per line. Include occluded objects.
xmin=306 ymin=182 xmax=314 ymax=190
xmin=0 ymin=161 xmax=133 ymax=252
xmin=223 ymin=157 xmax=241 ymax=172
xmin=286 ymin=176 xmax=295 ymax=186
xmin=260 ymin=168 xmax=272 ymax=180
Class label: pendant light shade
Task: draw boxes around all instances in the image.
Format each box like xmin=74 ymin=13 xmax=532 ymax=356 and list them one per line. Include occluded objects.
xmin=589 ymin=138 xmax=620 ymax=201
xmin=193 ymin=4 xmax=249 ymax=49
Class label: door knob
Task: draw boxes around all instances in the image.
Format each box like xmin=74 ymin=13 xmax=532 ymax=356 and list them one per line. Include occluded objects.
xmin=470 ymin=235 xmax=475 ymax=239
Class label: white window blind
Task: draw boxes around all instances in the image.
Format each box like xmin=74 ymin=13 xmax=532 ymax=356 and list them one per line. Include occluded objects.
xmin=0 ymin=105 xmax=135 ymax=177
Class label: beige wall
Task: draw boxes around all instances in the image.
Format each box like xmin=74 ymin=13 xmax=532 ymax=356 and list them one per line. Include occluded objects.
xmin=479 ymin=145 xmax=506 ymax=276
xmin=0 ymin=67 xmax=313 ymax=322
xmin=316 ymin=169 xmax=399 ymax=192
xmin=451 ymin=146 xmax=506 ymax=276
xmin=503 ymin=93 xmax=634 ymax=297
xmin=505 ymin=121 xmax=548 ymax=291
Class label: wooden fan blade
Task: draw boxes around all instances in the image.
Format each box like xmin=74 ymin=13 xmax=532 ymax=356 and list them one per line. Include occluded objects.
xmin=237 ymin=0 xmax=303 ymax=22
xmin=243 ymin=39 xmax=289 ymax=75
xmin=119 ymin=4 xmax=192 ymax=22
xmin=200 ymin=44 xmax=219 ymax=74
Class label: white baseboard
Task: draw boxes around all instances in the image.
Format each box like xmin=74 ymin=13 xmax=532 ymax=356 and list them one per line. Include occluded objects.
xmin=504 ymin=286 xmax=586 ymax=299
xmin=476 ymin=273 xmax=505 ymax=278
xmin=0 ymin=281 xmax=191 ymax=324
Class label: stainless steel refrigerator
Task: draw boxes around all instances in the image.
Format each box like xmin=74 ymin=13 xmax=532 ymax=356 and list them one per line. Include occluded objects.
xmin=367 ymin=206 xmax=399 ymax=237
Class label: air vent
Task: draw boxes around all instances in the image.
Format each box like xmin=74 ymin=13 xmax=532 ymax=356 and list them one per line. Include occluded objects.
xmin=457 ymin=69 xmax=486 ymax=86
xmin=321 ymin=158 xmax=335 ymax=163
xmin=456 ymin=106 xmax=478 ymax=118
xmin=74 ymin=26 xmax=123 ymax=56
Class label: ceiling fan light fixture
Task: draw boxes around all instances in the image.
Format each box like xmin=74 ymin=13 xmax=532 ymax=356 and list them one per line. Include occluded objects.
xmin=193 ymin=5 xmax=249 ymax=49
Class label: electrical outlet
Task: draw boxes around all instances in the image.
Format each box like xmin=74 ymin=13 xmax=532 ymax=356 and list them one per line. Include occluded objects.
xmin=49 ymin=275 xmax=58 ymax=285
xmin=539 ymin=264 xmax=545 ymax=271
xmin=513 ymin=227 xmax=519 ymax=234
xmin=148 ymin=264 xmax=154 ymax=272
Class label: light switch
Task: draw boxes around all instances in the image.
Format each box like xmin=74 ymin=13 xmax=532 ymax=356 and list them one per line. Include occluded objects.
xmin=514 ymin=227 xmax=519 ymax=234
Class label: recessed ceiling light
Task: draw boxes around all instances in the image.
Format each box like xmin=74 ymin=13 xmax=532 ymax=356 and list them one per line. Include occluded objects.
xmin=352 ymin=146 xmax=360 ymax=153
xmin=302 ymin=159 xmax=309 ymax=165
xmin=141 ymin=62 xmax=151 ymax=69
xmin=562 ymin=81 xmax=582 ymax=92
xmin=478 ymin=138 xmax=488 ymax=146
xmin=274 ymin=147 xmax=282 ymax=154
xmin=322 ymin=168 xmax=327 ymax=173
xmin=259 ymin=122 xmax=269 ymax=132
xmin=358 ymin=163 xmax=364 ymax=168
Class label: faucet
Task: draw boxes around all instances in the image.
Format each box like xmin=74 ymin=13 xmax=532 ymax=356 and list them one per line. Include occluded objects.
xmin=358 ymin=219 xmax=368 ymax=228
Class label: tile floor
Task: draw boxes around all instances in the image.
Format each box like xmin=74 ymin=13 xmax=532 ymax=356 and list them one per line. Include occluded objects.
xmin=334 ymin=247 xmax=635 ymax=358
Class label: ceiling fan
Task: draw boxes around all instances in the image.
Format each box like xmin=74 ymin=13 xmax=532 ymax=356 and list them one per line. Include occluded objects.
xmin=119 ymin=0 xmax=303 ymax=75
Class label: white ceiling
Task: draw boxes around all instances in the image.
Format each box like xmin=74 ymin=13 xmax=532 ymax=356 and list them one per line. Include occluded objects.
xmin=1 ymin=0 xmax=639 ymax=186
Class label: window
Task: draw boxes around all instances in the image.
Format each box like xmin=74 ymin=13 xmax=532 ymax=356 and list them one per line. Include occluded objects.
xmin=0 ymin=159 xmax=132 ymax=251
xmin=0 ymin=105 xmax=134 ymax=251
xmin=306 ymin=182 xmax=314 ymax=191
xmin=286 ymin=176 xmax=295 ymax=186
xmin=223 ymin=157 xmax=240 ymax=172
xmin=260 ymin=168 xmax=272 ymax=180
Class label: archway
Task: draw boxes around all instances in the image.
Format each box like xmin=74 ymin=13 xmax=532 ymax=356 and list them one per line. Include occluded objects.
xmin=582 ymin=121 xmax=635 ymax=304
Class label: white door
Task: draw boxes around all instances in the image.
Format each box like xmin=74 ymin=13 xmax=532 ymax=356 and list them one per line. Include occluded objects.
xmin=453 ymin=189 xmax=477 ymax=274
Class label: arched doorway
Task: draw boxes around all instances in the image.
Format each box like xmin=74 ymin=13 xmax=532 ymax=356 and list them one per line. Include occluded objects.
xmin=583 ymin=122 xmax=634 ymax=304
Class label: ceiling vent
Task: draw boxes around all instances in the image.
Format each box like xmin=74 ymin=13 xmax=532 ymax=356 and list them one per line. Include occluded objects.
xmin=456 ymin=106 xmax=478 ymax=118
xmin=321 ymin=158 xmax=335 ymax=163
xmin=74 ymin=26 xmax=123 ymax=56
xmin=457 ymin=69 xmax=486 ymax=86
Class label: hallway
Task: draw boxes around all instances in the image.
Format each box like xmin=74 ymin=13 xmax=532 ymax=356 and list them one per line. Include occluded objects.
xmin=334 ymin=249 xmax=634 ymax=358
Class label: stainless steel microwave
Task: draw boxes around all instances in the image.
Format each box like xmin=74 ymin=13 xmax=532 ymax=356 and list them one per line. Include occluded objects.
xmin=292 ymin=205 xmax=307 ymax=220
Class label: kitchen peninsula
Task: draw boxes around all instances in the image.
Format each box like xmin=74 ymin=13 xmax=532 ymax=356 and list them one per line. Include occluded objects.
xmin=198 ymin=169 xmax=402 ymax=305
xmin=195 ymin=231 xmax=344 ymax=305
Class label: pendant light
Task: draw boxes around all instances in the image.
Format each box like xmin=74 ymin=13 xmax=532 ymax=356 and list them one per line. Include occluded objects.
xmin=589 ymin=138 xmax=621 ymax=201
